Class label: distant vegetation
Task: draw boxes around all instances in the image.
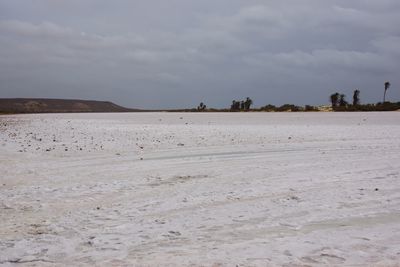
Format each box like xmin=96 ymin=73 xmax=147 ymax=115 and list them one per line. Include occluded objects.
xmin=193 ymin=81 xmax=398 ymax=112
xmin=332 ymin=101 xmax=400 ymax=112
xmin=197 ymin=102 xmax=207 ymax=111
xmin=328 ymin=82 xmax=400 ymax=111
xmin=230 ymin=97 xmax=253 ymax=111
xmin=384 ymin=81 xmax=391 ymax=103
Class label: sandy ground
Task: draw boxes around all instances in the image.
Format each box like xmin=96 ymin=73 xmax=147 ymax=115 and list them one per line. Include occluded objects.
xmin=0 ymin=112 xmax=400 ymax=266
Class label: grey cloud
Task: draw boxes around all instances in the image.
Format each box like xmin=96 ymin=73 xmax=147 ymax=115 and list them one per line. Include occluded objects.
xmin=0 ymin=1 xmax=399 ymax=108
xmin=245 ymin=49 xmax=391 ymax=73
xmin=372 ymin=36 xmax=400 ymax=55
xmin=0 ymin=20 xmax=79 ymax=40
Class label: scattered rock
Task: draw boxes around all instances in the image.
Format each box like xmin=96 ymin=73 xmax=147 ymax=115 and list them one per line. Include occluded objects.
xmin=168 ymin=231 xmax=181 ymax=236
xmin=283 ymin=250 xmax=292 ymax=256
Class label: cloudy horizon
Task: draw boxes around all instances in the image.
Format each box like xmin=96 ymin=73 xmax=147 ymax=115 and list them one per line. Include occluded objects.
xmin=0 ymin=0 xmax=399 ymax=109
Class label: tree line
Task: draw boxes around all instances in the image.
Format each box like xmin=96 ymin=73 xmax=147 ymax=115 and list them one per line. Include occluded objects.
xmin=230 ymin=97 xmax=253 ymax=111
xmin=329 ymin=82 xmax=399 ymax=111
xmin=330 ymin=90 xmax=360 ymax=108
xmin=191 ymin=81 xmax=398 ymax=112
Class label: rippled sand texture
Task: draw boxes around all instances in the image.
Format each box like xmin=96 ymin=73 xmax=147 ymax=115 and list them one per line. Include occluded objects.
xmin=1 ymin=112 xmax=400 ymax=266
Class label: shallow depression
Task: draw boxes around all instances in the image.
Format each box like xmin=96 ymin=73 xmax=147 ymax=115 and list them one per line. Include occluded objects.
xmin=1 ymin=112 xmax=400 ymax=266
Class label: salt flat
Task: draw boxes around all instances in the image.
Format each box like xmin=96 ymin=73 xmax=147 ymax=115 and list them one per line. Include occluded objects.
xmin=0 ymin=112 xmax=400 ymax=266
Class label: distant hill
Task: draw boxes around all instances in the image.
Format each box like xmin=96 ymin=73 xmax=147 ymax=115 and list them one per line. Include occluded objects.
xmin=0 ymin=98 xmax=141 ymax=114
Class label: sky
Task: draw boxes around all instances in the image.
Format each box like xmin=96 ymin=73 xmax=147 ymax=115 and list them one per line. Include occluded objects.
xmin=0 ymin=0 xmax=399 ymax=109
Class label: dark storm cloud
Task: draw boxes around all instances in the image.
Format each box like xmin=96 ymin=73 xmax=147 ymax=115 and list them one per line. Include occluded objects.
xmin=0 ymin=0 xmax=399 ymax=108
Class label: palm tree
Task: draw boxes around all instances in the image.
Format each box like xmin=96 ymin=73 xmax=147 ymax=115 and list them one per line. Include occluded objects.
xmin=231 ymin=100 xmax=240 ymax=111
xmin=339 ymin=94 xmax=347 ymax=107
xmin=330 ymin=92 xmax=340 ymax=108
xmin=384 ymin=81 xmax=391 ymax=102
xmin=244 ymin=97 xmax=253 ymax=110
xmin=240 ymin=101 xmax=245 ymax=110
xmin=197 ymin=102 xmax=206 ymax=111
xmin=231 ymin=100 xmax=236 ymax=110
xmin=353 ymin=90 xmax=360 ymax=106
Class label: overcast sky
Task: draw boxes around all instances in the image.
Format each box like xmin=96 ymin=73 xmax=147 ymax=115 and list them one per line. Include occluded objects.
xmin=0 ymin=0 xmax=399 ymax=109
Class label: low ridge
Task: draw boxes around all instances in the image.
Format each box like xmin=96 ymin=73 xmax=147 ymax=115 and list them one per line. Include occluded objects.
xmin=0 ymin=98 xmax=140 ymax=114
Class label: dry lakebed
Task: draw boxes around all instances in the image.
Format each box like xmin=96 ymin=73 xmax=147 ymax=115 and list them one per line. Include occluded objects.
xmin=1 ymin=112 xmax=400 ymax=266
